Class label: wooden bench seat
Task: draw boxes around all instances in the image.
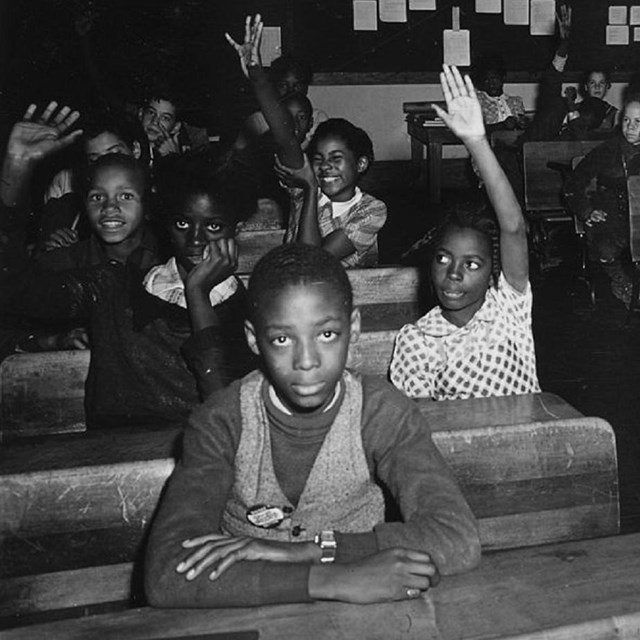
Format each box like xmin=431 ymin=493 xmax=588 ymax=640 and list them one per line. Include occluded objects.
xmin=0 ymin=393 xmax=619 ymax=621
xmin=0 ymin=267 xmax=424 ymax=439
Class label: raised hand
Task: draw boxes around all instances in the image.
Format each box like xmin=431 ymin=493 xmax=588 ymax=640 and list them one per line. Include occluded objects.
xmin=557 ymin=4 xmax=572 ymax=40
xmin=7 ymin=102 xmax=82 ymax=164
xmin=432 ymin=65 xmax=485 ymax=142
xmin=225 ymin=14 xmax=264 ymax=78
xmin=274 ymin=153 xmax=317 ymax=189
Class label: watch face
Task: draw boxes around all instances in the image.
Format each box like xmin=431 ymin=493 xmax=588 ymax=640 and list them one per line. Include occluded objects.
xmin=246 ymin=504 xmax=292 ymax=529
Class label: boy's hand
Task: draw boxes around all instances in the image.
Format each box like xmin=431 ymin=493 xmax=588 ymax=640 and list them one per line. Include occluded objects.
xmin=585 ymin=209 xmax=607 ymax=226
xmin=185 ymin=238 xmax=238 ymax=296
xmin=43 ymin=227 xmax=79 ymax=252
xmin=7 ymin=102 xmax=82 ymax=164
xmin=176 ymin=532 xmax=319 ymax=581
xmin=225 ymin=14 xmax=264 ymax=78
xmin=155 ymin=122 xmax=182 ymax=156
xmin=309 ymin=548 xmax=440 ymax=604
xmin=433 ymin=65 xmax=485 ymax=142
xmin=274 ymin=153 xmax=317 ymax=189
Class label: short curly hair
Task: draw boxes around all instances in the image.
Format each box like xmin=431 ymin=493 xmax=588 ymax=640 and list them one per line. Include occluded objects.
xmin=247 ymin=244 xmax=353 ymax=326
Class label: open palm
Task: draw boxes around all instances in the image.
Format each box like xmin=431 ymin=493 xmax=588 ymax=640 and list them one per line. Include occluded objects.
xmin=225 ymin=14 xmax=263 ymax=78
xmin=433 ymin=65 xmax=485 ymax=141
xmin=8 ymin=102 xmax=81 ymax=162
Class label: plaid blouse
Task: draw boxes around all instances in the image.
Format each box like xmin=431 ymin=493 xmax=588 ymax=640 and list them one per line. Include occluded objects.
xmin=390 ymin=274 xmax=540 ymax=400
xmin=286 ymin=187 xmax=387 ymax=268
xmin=476 ymin=91 xmax=526 ymax=126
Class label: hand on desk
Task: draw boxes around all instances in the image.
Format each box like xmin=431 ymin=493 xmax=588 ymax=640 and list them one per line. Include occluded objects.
xmin=309 ymin=548 xmax=440 ymax=604
xmin=177 ymin=533 xmax=320 ymax=581
xmin=586 ymin=209 xmax=607 ymax=226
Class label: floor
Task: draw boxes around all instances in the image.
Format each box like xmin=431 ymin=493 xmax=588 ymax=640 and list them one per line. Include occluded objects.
xmin=376 ymin=175 xmax=640 ymax=535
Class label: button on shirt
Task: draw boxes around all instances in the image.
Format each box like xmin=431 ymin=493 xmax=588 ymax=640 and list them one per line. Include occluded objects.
xmin=390 ymin=274 xmax=540 ymax=400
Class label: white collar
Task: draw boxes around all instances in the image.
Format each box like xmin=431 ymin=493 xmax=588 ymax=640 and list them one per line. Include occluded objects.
xmin=318 ymin=187 xmax=363 ymax=218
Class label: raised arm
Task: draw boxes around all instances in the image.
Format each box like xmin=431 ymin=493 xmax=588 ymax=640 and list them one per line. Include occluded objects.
xmin=225 ymin=15 xmax=304 ymax=170
xmin=434 ymin=65 xmax=528 ymax=291
xmin=1 ymin=102 xmax=82 ymax=207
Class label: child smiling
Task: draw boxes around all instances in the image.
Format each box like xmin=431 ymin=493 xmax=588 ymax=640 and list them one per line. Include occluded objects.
xmin=145 ymin=243 xmax=479 ymax=608
xmin=390 ymin=66 xmax=540 ymax=401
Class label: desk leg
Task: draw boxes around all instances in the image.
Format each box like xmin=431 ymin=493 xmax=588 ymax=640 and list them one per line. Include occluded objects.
xmin=410 ymin=136 xmax=426 ymax=188
xmin=427 ymin=142 xmax=442 ymax=204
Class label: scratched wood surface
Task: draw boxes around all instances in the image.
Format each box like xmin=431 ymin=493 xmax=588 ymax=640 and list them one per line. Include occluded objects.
xmin=2 ymin=534 xmax=638 ymax=640
xmin=0 ymin=411 xmax=619 ymax=619
xmin=0 ymin=267 xmax=423 ymax=439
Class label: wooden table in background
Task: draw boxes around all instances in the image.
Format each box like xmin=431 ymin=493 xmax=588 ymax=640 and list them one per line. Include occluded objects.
xmin=3 ymin=534 xmax=639 ymax=640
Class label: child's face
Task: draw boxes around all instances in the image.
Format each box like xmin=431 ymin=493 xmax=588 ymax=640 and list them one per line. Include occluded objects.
xmin=245 ymin=283 xmax=360 ymax=413
xmin=85 ymin=165 xmax=145 ymax=249
xmin=483 ymin=71 xmax=504 ymax=98
xmin=285 ymin=98 xmax=313 ymax=144
xmin=622 ymin=102 xmax=640 ymax=145
xmin=275 ymin=71 xmax=309 ymax=97
xmin=139 ymin=99 xmax=178 ymax=144
xmin=85 ymin=132 xmax=134 ymax=164
xmin=585 ymin=72 xmax=609 ymax=100
xmin=311 ymin=135 xmax=367 ymax=203
xmin=168 ymin=194 xmax=237 ymax=279
xmin=431 ymin=227 xmax=493 ymax=328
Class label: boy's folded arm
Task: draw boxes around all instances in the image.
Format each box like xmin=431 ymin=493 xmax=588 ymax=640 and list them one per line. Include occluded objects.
xmin=145 ymin=393 xmax=314 ymax=607
xmin=356 ymin=378 xmax=481 ymax=575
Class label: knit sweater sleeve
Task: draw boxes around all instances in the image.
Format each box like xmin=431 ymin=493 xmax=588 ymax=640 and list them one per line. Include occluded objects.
xmin=335 ymin=375 xmax=481 ymax=576
xmin=144 ymin=378 xmax=313 ymax=608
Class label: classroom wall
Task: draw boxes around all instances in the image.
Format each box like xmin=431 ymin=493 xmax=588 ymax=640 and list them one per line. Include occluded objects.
xmin=308 ymin=82 xmax=628 ymax=162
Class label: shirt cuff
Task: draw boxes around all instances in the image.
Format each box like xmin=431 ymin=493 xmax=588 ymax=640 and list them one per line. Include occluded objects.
xmin=552 ymin=54 xmax=567 ymax=73
xmin=258 ymin=563 xmax=314 ymax=605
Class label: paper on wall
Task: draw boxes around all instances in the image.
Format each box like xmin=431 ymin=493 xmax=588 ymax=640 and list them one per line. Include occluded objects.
xmin=634 ymin=26 xmax=640 ymax=41
xmin=504 ymin=0 xmax=528 ymax=26
xmin=260 ymin=27 xmax=281 ymax=66
xmin=353 ymin=0 xmax=378 ymax=30
xmin=476 ymin=0 xmax=501 ymax=13
xmin=606 ymin=24 xmax=629 ymax=44
xmin=409 ymin=0 xmax=436 ymax=9
xmin=530 ymin=0 xmax=555 ymax=35
xmin=631 ymin=6 xmax=640 ymax=25
xmin=379 ymin=0 xmax=407 ymax=22
xmin=609 ymin=6 xmax=628 ymax=24
xmin=443 ymin=29 xmax=470 ymax=66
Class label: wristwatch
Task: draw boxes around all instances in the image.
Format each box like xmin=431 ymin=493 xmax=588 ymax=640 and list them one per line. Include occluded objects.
xmin=314 ymin=530 xmax=337 ymax=564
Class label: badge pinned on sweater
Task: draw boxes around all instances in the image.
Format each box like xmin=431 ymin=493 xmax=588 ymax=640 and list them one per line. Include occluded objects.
xmin=246 ymin=504 xmax=293 ymax=529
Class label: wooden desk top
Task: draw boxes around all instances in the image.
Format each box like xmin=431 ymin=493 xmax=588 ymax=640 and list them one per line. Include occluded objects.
xmin=3 ymin=534 xmax=638 ymax=640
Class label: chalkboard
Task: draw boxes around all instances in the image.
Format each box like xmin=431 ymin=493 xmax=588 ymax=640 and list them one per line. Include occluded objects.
xmin=287 ymin=0 xmax=640 ymax=75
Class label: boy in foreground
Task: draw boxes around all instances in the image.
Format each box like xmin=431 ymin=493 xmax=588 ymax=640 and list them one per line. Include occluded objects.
xmin=145 ymin=244 xmax=480 ymax=608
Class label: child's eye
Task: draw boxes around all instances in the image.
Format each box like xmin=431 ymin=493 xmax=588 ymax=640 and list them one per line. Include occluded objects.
xmin=318 ymin=330 xmax=338 ymax=343
xmin=88 ymin=192 xmax=104 ymax=202
xmin=466 ymin=260 xmax=481 ymax=271
xmin=174 ymin=219 xmax=189 ymax=230
xmin=119 ymin=192 xmax=136 ymax=201
xmin=206 ymin=222 xmax=222 ymax=234
xmin=434 ymin=253 xmax=450 ymax=265
xmin=271 ymin=335 xmax=291 ymax=347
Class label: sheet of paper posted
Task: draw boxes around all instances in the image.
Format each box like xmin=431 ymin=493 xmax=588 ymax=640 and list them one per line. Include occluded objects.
xmin=504 ymin=0 xmax=528 ymax=25
xmin=379 ymin=0 xmax=407 ymax=22
xmin=530 ymin=0 xmax=555 ymax=35
xmin=353 ymin=0 xmax=378 ymax=31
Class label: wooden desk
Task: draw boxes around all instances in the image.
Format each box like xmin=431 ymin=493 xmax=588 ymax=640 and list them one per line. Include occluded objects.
xmin=3 ymin=534 xmax=638 ymax=640
xmin=406 ymin=114 xmax=458 ymax=205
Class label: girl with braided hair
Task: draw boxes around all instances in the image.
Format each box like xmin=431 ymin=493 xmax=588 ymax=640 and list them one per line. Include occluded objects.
xmin=390 ymin=66 xmax=539 ymax=401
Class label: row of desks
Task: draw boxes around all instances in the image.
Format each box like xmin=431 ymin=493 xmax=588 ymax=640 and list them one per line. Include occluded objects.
xmin=3 ymin=533 xmax=639 ymax=639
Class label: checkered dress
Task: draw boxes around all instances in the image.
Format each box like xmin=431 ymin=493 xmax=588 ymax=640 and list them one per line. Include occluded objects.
xmin=476 ymin=91 xmax=526 ymax=126
xmin=286 ymin=188 xmax=387 ymax=268
xmin=390 ymin=274 xmax=540 ymax=400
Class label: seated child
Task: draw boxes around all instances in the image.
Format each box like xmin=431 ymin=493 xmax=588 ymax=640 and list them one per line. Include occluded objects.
xmin=564 ymin=95 xmax=640 ymax=307
xmin=236 ymin=53 xmax=328 ymax=150
xmin=226 ymin=15 xmax=387 ymax=268
xmin=0 ymin=106 xmax=254 ymax=426
xmin=39 ymin=109 xmax=149 ymax=255
xmin=474 ymin=53 xmax=527 ymax=133
xmin=390 ymin=65 xmax=540 ymax=401
xmin=144 ymin=243 xmax=480 ymax=608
